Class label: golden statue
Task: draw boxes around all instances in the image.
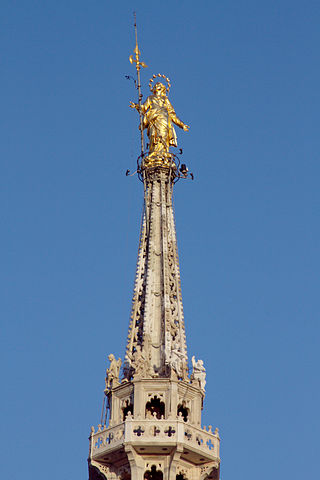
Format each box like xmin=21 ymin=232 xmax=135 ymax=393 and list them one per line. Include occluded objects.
xmin=129 ymin=16 xmax=189 ymax=166
xmin=130 ymin=77 xmax=189 ymax=162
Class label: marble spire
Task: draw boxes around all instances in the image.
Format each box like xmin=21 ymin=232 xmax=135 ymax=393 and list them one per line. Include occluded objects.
xmin=124 ymin=168 xmax=188 ymax=381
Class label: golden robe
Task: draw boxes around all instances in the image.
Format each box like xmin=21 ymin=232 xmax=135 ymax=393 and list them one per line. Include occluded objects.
xmin=140 ymin=94 xmax=185 ymax=155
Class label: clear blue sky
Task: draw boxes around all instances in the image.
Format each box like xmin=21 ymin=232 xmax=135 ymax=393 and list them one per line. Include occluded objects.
xmin=1 ymin=1 xmax=319 ymax=479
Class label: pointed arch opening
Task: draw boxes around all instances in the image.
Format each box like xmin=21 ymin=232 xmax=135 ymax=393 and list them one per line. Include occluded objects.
xmin=144 ymin=465 xmax=163 ymax=480
xmin=122 ymin=399 xmax=133 ymax=420
xmin=145 ymin=395 xmax=165 ymax=419
xmin=177 ymin=402 xmax=189 ymax=422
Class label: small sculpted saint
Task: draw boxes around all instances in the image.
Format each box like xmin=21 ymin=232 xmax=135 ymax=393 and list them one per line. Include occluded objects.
xmin=191 ymin=355 xmax=206 ymax=391
xmin=105 ymin=354 xmax=121 ymax=390
xmin=130 ymin=82 xmax=189 ymax=157
xmin=170 ymin=343 xmax=187 ymax=379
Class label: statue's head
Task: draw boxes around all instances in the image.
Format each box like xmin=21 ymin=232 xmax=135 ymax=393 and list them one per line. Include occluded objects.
xmin=153 ymin=82 xmax=166 ymax=96
xmin=148 ymin=74 xmax=171 ymax=95
xmin=108 ymin=354 xmax=115 ymax=361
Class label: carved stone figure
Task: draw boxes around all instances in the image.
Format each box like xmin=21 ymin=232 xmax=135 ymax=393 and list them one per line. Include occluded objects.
xmin=170 ymin=343 xmax=187 ymax=379
xmin=130 ymin=80 xmax=189 ymax=159
xmin=132 ymin=344 xmax=153 ymax=379
xmin=191 ymin=355 xmax=206 ymax=390
xmin=105 ymin=354 xmax=122 ymax=391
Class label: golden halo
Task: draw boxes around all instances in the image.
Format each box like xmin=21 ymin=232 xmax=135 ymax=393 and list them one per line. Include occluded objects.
xmin=149 ymin=73 xmax=171 ymax=93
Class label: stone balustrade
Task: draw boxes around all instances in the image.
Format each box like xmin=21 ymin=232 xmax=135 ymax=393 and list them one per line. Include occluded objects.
xmin=91 ymin=422 xmax=125 ymax=454
xmin=90 ymin=418 xmax=220 ymax=460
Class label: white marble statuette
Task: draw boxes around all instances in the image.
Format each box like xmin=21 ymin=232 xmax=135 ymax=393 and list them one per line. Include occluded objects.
xmin=105 ymin=354 xmax=122 ymax=391
xmin=191 ymin=355 xmax=206 ymax=391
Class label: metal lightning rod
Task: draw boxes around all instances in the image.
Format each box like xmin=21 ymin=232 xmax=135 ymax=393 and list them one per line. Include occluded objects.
xmin=129 ymin=13 xmax=150 ymax=233
xmin=129 ymin=13 xmax=148 ymax=156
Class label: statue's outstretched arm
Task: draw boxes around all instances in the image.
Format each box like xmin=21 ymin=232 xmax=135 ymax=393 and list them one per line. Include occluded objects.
xmin=166 ymin=99 xmax=189 ymax=131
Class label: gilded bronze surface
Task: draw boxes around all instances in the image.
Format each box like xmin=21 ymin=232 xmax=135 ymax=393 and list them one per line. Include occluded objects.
xmin=130 ymin=81 xmax=189 ymax=166
xmin=129 ymin=21 xmax=189 ymax=168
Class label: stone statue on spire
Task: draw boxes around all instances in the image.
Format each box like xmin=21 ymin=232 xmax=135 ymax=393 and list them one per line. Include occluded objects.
xmin=105 ymin=354 xmax=121 ymax=391
xmin=191 ymin=355 xmax=206 ymax=391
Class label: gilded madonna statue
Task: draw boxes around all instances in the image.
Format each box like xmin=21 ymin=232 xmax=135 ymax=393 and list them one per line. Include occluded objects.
xmin=130 ymin=78 xmax=189 ymax=161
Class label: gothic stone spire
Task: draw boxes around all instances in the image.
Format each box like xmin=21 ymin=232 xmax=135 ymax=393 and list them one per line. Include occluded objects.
xmin=88 ymin=22 xmax=220 ymax=480
xmin=124 ymin=168 xmax=188 ymax=381
xmin=89 ymin=164 xmax=220 ymax=480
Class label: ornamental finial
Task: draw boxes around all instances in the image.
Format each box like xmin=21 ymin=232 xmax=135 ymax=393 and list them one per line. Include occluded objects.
xmin=129 ymin=13 xmax=148 ymax=71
